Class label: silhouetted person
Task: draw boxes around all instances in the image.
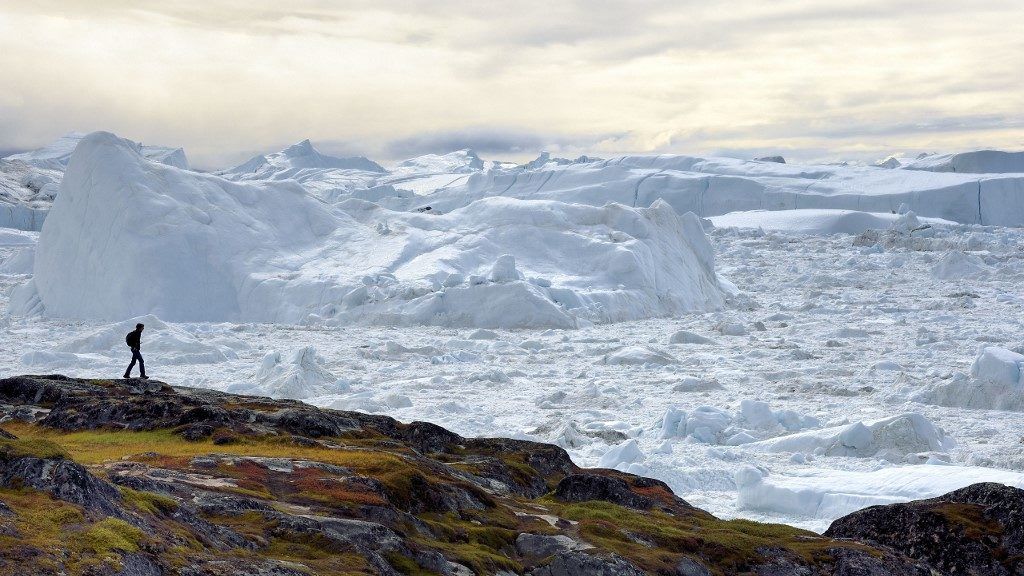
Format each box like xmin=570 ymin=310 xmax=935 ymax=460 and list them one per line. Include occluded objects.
xmin=123 ymin=323 xmax=148 ymax=379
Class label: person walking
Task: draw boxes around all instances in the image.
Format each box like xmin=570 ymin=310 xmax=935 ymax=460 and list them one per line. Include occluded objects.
xmin=123 ymin=323 xmax=148 ymax=379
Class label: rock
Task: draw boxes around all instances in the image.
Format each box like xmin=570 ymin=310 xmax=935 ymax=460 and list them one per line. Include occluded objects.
xmin=826 ymin=547 xmax=931 ymax=576
xmin=553 ymin=473 xmax=655 ymax=510
xmin=529 ymin=550 xmax=646 ymax=576
xmin=0 ymin=455 xmax=122 ymax=515
xmin=402 ymin=420 xmax=463 ymax=453
xmin=193 ymin=492 xmax=275 ymax=516
xmin=515 ymin=533 xmax=578 ymax=560
xmin=190 ymin=456 xmax=218 ymax=468
xmin=826 ymin=482 xmax=1024 ymax=575
xmin=675 ymin=557 xmax=712 ymax=576
xmin=178 ymin=423 xmax=215 ymax=441
xmin=115 ymin=552 xmax=163 ymax=576
xmin=669 ymin=330 xmax=716 ymax=345
xmin=267 ymin=408 xmax=359 ymax=438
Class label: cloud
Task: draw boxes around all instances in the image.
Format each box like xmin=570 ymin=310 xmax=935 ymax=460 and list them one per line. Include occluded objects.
xmin=0 ymin=1 xmax=1021 ymax=167
xmin=381 ymin=128 xmax=616 ymax=160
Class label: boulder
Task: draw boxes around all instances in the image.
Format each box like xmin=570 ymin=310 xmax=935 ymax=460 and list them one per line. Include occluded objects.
xmin=528 ymin=551 xmax=646 ymax=576
xmin=553 ymin=473 xmax=655 ymax=510
xmin=826 ymin=483 xmax=1024 ymax=575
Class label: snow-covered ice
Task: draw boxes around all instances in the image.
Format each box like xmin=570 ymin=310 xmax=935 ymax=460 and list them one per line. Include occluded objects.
xmin=736 ymin=464 xmax=1024 ymax=527
xmin=912 ymin=346 xmax=1024 ymax=411
xmin=709 ymin=209 xmax=956 ymax=236
xmin=901 ymin=150 xmax=1024 ymax=174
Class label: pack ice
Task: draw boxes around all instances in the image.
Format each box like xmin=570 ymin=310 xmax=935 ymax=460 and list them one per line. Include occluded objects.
xmin=11 ymin=132 xmax=724 ymax=327
xmin=913 ymin=346 xmax=1024 ymax=411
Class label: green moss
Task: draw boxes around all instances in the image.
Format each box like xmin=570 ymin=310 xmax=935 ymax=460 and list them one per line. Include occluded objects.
xmin=498 ymin=455 xmax=543 ymax=487
xmin=934 ymin=503 xmax=1003 ymax=540
xmin=79 ymin=518 xmax=145 ymax=555
xmin=0 ymin=487 xmax=86 ymax=558
xmin=425 ymin=540 xmax=520 ymax=573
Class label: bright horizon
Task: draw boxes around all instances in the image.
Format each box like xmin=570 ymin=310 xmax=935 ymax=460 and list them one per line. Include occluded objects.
xmin=2 ymin=0 xmax=1023 ymax=169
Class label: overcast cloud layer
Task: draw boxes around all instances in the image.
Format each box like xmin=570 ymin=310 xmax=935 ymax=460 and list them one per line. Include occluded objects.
xmin=1 ymin=1 xmax=1022 ymax=167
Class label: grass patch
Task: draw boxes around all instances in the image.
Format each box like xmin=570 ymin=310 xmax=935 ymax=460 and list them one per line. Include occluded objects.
xmin=0 ymin=488 xmax=149 ymax=573
xmin=543 ymin=498 xmax=856 ymax=574
xmin=1 ymin=421 xmax=415 ymax=471
xmin=118 ymin=486 xmax=178 ymax=515
xmin=0 ymin=487 xmax=86 ymax=551
xmin=0 ymin=437 xmax=68 ymax=460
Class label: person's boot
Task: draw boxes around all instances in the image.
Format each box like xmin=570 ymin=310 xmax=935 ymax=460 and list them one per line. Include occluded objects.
xmin=123 ymin=373 xmax=131 ymax=379
xmin=140 ymin=375 xmax=149 ymax=380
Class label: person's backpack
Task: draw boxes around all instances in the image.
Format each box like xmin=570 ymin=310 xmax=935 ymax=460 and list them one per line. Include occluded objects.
xmin=125 ymin=332 xmax=133 ymax=347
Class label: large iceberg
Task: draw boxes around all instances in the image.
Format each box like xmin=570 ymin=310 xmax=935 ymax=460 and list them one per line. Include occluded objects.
xmin=410 ymin=154 xmax=1024 ymax=227
xmin=901 ymin=150 xmax=1024 ymax=174
xmin=1 ymin=132 xmax=189 ymax=230
xmin=13 ymin=132 xmax=724 ymax=327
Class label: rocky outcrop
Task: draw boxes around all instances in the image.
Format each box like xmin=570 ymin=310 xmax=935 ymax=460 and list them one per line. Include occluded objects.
xmin=0 ymin=375 xmax=1015 ymax=575
xmin=528 ymin=551 xmax=646 ymax=576
xmin=0 ymin=453 xmax=122 ymax=515
xmin=552 ymin=473 xmax=689 ymax=512
xmin=825 ymin=482 xmax=1024 ymax=575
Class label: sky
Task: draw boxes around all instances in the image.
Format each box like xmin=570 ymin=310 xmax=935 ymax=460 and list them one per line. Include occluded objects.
xmin=1 ymin=0 xmax=1022 ymax=168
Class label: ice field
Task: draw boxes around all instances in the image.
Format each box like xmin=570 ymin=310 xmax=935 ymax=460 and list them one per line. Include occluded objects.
xmin=3 ymin=132 xmax=1024 ymax=531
